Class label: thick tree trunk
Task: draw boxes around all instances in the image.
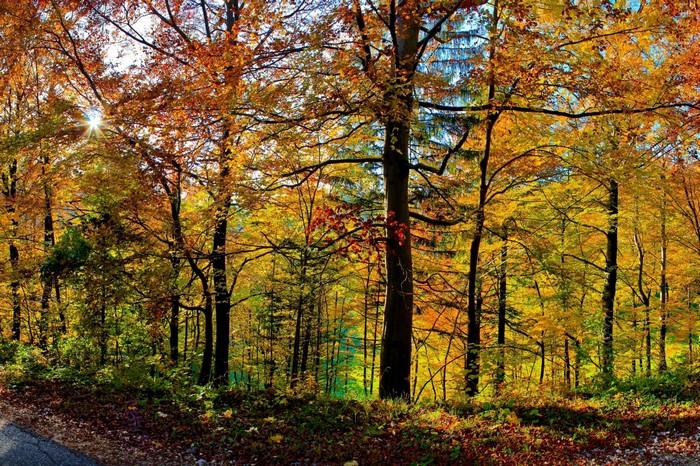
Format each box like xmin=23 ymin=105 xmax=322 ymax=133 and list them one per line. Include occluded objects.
xmin=378 ymin=3 xmax=419 ymax=401
xmin=601 ymin=178 xmax=619 ymax=381
xmin=210 ymin=0 xmax=240 ymax=387
xmin=212 ymin=201 xmax=231 ymax=386
xmin=380 ymin=116 xmax=415 ymax=400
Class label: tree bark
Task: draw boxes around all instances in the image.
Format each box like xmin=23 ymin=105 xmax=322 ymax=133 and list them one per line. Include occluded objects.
xmin=601 ymin=178 xmax=619 ymax=381
xmin=378 ymin=2 xmax=419 ymax=401
xmin=465 ymin=0 xmax=499 ymax=397
xmin=212 ymin=199 xmax=231 ymax=386
xmin=7 ymin=159 xmax=21 ymax=341
xmin=290 ymin=255 xmax=308 ymax=388
xmin=659 ymin=179 xmax=669 ymax=372
xmin=169 ymin=256 xmax=181 ymax=364
xmin=495 ymin=233 xmax=507 ymax=394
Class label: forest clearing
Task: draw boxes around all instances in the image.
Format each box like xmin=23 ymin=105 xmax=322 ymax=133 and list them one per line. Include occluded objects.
xmin=1 ymin=0 xmax=700 ymax=464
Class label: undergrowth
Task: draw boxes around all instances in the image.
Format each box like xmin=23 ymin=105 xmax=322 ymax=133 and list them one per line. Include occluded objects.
xmin=3 ymin=348 xmax=700 ymax=464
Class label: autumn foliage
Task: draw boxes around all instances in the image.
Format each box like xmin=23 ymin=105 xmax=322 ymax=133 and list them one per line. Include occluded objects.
xmin=0 ymin=0 xmax=699 ymax=411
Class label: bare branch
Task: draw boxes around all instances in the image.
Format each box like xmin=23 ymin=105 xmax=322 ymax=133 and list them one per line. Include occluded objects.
xmin=419 ymin=101 xmax=700 ymax=117
xmin=410 ymin=211 xmax=463 ymax=226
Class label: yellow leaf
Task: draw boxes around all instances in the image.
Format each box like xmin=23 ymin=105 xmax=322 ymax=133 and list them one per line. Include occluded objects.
xmin=505 ymin=412 xmax=521 ymax=426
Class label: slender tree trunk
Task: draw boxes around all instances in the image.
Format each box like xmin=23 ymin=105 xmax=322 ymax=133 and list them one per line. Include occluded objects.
xmin=290 ymin=255 xmax=308 ymax=388
xmin=39 ymin=152 xmax=56 ymax=348
xmin=5 ymin=159 xmax=21 ymax=341
xmin=363 ymin=263 xmax=372 ymax=396
xmin=466 ymin=0 xmax=499 ymax=397
xmin=564 ymin=338 xmax=571 ymax=389
xmin=167 ymin=173 xmax=185 ymax=364
xmin=314 ymin=288 xmax=322 ymax=385
xmin=689 ymin=286 xmax=695 ymax=364
xmin=55 ymin=281 xmax=65 ymax=334
xmin=659 ymin=181 xmax=669 ymax=372
xmin=370 ymin=280 xmax=380 ymax=396
xmin=601 ymin=178 xmax=619 ymax=381
xmin=198 ymin=296 xmax=214 ymax=385
xmin=99 ymin=284 xmax=107 ymax=366
xmin=568 ymin=335 xmax=581 ymax=388
xmin=645 ymin=307 xmax=652 ymax=376
xmin=300 ymin=304 xmax=313 ymax=381
xmin=632 ymin=199 xmax=652 ymax=377
xmin=10 ymin=242 xmax=20 ymax=341
xmin=173 ymin=205 xmax=213 ymax=385
xmin=495 ymin=235 xmax=507 ymax=394
xmin=169 ymin=262 xmax=181 ymax=365
xmin=534 ymin=280 xmax=546 ymax=386
xmin=631 ymin=307 xmax=637 ymax=377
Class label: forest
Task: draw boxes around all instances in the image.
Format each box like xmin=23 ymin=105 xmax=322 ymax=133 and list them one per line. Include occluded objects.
xmin=2 ymin=0 xmax=700 ymax=462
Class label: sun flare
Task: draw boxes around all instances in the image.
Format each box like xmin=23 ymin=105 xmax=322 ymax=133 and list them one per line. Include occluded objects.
xmin=87 ymin=114 xmax=101 ymax=131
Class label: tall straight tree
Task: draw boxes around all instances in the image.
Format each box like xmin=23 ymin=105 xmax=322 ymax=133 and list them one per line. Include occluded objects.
xmin=339 ymin=0 xmax=486 ymax=400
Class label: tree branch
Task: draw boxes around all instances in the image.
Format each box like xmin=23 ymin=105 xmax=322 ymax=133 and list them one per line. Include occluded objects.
xmin=409 ymin=211 xmax=463 ymax=226
xmin=418 ymin=101 xmax=700 ymax=117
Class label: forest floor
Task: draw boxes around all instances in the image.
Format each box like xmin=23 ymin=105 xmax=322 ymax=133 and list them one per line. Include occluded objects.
xmin=0 ymin=375 xmax=699 ymax=465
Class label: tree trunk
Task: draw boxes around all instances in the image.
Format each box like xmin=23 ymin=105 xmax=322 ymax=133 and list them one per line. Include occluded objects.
xmin=659 ymin=181 xmax=668 ymax=372
xmin=170 ymin=191 xmax=213 ymax=385
xmin=689 ymin=286 xmax=695 ymax=364
xmin=39 ymin=152 xmax=57 ymax=348
xmin=6 ymin=159 xmax=20 ymax=341
xmin=300 ymin=303 xmax=313 ymax=381
xmin=99 ymin=284 xmax=107 ymax=366
xmin=290 ymin=254 xmax=308 ymax=388
xmin=645 ymin=306 xmax=652 ymax=376
xmin=378 ymin=3 xmax=419 ymax=401
xmin=198 ymin=296 xmax=214 ymax=385
xmin=564 ymin=338 xmax=571 ymax=389
xmin=10 ymin=242 xmax=20 ymax=341
xmin=466 ymin=0 xmax=499 ymax=397
xmin=169 ymin=262 xmax=181 ymax=364
xmin=632 ymin=199 xmax=651 ymax=377
xmin=495 ymin=234 xmax=507 ymax=394
xmin=210 ymin=0 xmax=240 ymax=387
xmin=168 ymin=173 xmax=184 ymax=365
xmin=212 ymin=200 xmax=231 ymax=386
xmin=601 ymin=178 xmax=619 ymax=381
